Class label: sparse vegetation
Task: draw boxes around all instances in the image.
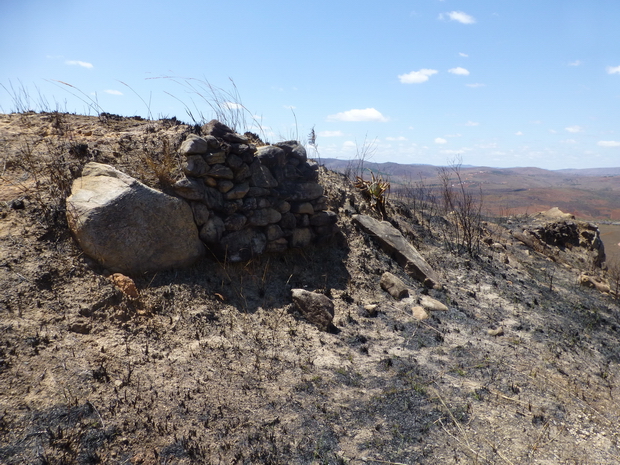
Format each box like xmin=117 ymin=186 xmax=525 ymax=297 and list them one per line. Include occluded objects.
xmin=1 ymin=110 xmax=620 ymax=464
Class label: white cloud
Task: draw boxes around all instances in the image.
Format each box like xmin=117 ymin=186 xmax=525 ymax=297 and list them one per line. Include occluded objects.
xmin=398 ymin=69 xmax=438 ymax=84
xmin=448 ymin=67 xmax=470 ymax=76
xmin=607 ymin=66 xmax=620 ymax=75
xmin=561 ymin=139 xmax=577 ymax=144
xmin=386 ymin=136 xmax=407 ymax=141
xmin=515 ymin=131 xmax=524 ymax=136
xmin=569 ymin=60 xmax=582 ymax=67
xmin=597 ymin=140 xmax=620 ymax=147
xmin=565 ymin=125 xmax=583 ymax=133
xmin=318 ymin=130 xmax=344 ymax=137
xmin=343 ymin=141 xmax=356 ymax=149
xmin=548 ymin=129 xmax=557 ymax=134
xmin=65 ymin=60 xmax=93 ymax=69
xmin=282 ymin=105 xmax=296 ymax=110
xmin=435 ymin=137 xmax=448 ymax=144
xmin=465 ymin=121 xmax=479 ymax=126
xmin=104 ymin=90 xmax=123 ymax=96
xmin=224 ymin=101 xmax=244 ymax=110
xmin=439 ymin=11 xmax=476 ymax=24
xmin=459 ymin=52 xmax=469 ymax=57
xmin=466 ymin=83 xmax=485 ymax=88
xmin=327 ymin=108 xmax=388 ymax=122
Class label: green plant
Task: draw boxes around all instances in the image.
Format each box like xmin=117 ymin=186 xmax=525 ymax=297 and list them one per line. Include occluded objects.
xmin=355 ymin=170 xmax=390 ymax=220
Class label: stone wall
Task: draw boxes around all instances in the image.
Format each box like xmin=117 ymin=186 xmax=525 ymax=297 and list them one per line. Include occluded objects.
xmin=172 ymin=120 xmax=337 ymax=262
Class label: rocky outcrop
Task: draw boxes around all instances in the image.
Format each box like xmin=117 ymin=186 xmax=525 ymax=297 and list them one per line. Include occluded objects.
xmin=352 ymin=214 xmax=441 ymax=288
xmin=66 ymin=163 xmax=204 ymax=275
xmin=517 ymin=216 xmax=606 ymax=268
xmin=291 ymin=289 xmax=335 ymax=331
xmin=175 ymin=120 xmax=338 ymax=261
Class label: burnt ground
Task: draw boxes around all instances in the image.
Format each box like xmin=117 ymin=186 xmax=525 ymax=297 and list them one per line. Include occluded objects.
xmin=1 ymin=112 xmax=620 ymax=464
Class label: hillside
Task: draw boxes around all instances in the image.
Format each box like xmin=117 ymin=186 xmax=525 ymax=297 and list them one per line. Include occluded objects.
xmin=2 ymin=112 xmax=620 ymax=464
xmin=322 ymin=158 xmax=620 ymax=221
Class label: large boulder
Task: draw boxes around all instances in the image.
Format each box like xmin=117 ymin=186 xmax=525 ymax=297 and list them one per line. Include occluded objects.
xmin=66 ymin=162 xmax=204 ymax=275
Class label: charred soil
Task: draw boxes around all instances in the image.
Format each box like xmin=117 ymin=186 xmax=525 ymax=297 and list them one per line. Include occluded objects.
xmin=2 ymin=112 xmax=620 ymax=464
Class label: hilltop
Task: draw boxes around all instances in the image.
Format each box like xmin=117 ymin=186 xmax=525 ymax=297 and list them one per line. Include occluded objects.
xmin=322 ymin=158 xmax=620 ymax=221
xmin=1 ymin=112 xmax=620 ymax=464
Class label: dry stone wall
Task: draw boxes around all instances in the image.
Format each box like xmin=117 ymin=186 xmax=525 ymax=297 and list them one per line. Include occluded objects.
xmin=173 ymin=120 xmax=338 ymax=262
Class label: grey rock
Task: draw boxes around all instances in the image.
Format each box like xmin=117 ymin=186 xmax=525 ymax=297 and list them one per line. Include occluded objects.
xmin=201 ymin=120 xmax=248 ymax=143
xmin=190 ymin=202 xmax=210 ymax=227
xmin=183 ymin=155 xmax=210 ymax=177
xmin=274 ymin=141 xmax=307 ymax=162
xmin=266 ymin=224 xmax=284 ymax=241
xmin=217 ymin=180 xmax=234 ymax=193
xmin=353 ymin=214 xmax=441 ymax=288
xmin=224 ymin=214 xmax=247 ymax=231
xmin=179 ymin=134 xmax=218 ymax=155
xmin=223 ymin=200 xmax=242 ymax=215
xmin=203 ymin=187 xmax=224 ymax=210
xmin=250 ymin=161 xmax=278 ymax=188
xmin=226 ymin=153 xmax=243 ymax=169
xmin=200 ymin=216 xmax=225 ymax=244
xmin=225 ymin=182 xmax=250 ymax=200
xmin=380 ymin=272 xmax=409 ymax=299
xmin=173 ymin=177 xmax=205 ymax=201
xmin=275 ymin=200 xmax=291 ymax=213
xmin=291 ymin=289 xmax=334 ymax=331
xmin=247 ymin=186 xmax=270 ymax=197
xmin=66 ymin=162 xmax=204 ymax=275
xmin=204 ymin=151 xmax=227 ymax=165
xmin=204 ymin=176 xmax=218 ymax=187
xmin=218 ymin=229 xmax=265 ymax=262
xmin=247 ymin=208 xmax=281 ymax=227
xmin=208 ymin=164 xmax=234 ymax=180
xmin=233 ymin=163 xmax=251 ymax=182
xmin=292 ymin=202 xmax=314 ymax=215
xmin=256 ymin=145 xmax=286 ymax=167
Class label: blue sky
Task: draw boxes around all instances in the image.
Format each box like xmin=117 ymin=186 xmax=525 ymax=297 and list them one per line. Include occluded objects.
xmin=1 ymin=0 xmax=619 ymax=170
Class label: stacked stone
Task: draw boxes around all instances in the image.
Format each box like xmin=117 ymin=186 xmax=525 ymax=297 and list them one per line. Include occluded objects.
xmin=173 ymin=120 xmax=338 ymax=262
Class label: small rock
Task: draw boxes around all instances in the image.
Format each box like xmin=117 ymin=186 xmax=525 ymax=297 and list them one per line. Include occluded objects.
xmin=179 ymin=134 xmax=218 ymax=155
xmin=363 ymin=304 xmax=379 ymax=317
xmin=109 ymin=273 xmax=139 ymax=299
xmin=291 ymin=289 xmax=335 ymax=331
xmin=419 ymin=295 xmax=448 ymax=312
xmin=380 ymin=272 xmax=409 ymax=299
xmin=68 ymin=320 xmax=92 ymax=335
xmin=487 ymin=327 xmax=504 ymax=337
xmin=412 ymin=306 xmax=429 ymax=321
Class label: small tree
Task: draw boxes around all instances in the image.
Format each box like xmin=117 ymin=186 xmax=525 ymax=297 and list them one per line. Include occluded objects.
xmin=437 ymin=160 xmax=484 ymax=256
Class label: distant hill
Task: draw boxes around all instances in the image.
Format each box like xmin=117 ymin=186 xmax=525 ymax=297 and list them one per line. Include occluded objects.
xmin=320 ymin=158 xmax=620 ymax=220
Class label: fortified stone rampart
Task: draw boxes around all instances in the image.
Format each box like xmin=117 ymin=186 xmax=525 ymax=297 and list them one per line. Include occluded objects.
xmin=172 ymin=120 xmax=337 ymax=262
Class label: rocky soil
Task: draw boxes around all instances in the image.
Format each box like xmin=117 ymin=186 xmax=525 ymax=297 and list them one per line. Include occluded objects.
xmin=2 ymin=112 xmax=620 ymax=464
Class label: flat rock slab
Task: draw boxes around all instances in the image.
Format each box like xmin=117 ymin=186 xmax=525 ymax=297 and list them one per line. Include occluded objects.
xmin=353 ymin=214 xmax=440 ymax=288
xmin=67 ymin=162 xmax=204 ymax=275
